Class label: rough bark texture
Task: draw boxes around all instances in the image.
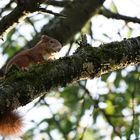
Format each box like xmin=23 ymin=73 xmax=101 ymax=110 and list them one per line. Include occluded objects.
xmin=0 ymin=36 xmax=140 ymax=111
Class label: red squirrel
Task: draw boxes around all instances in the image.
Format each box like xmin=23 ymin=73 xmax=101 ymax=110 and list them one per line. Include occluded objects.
xmin=5 ymin=35 xmax=62 ymax=73
xmin=0 ymin=35 xmax=62 ymax=137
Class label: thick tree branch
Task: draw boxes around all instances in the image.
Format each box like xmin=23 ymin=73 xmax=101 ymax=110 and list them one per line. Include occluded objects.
xmin=0 ymin=36 xmax=140 ymax=112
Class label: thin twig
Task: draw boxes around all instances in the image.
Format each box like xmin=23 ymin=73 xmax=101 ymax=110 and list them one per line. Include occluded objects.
xmin=38 ymin=7 xmax=66 ymax=18
xmin=42 ymin=99 xmax=68 ymax=140
xmin=26 ymin=17 xmax=38 ymax=34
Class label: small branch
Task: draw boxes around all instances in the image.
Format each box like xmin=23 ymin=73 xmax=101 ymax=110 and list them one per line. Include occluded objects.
xmin=42 ymin=100 xmax=68 ymax=140
xmin=47 ymin=0 xmax=71 ymax=7
xmin=127 ymin=75 xmax=138 ymax=139
xmin=26 ymin=17 xmax=38 ymax=34
xmin=38 ymin=7 xmax=66 ymax=17
xmin=99 ymin=7 xmax=140 ymax=24
xmin=101 ymin=110 xmax=121 ymax=137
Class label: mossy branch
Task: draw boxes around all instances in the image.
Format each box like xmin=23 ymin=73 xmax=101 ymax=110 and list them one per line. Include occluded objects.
xmin=0 ymin=36 xmax=140 ymax=111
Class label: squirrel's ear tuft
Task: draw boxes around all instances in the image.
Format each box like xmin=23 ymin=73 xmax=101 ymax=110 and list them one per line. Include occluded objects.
xmin=41 ymin=35 xmax=49 ymax=40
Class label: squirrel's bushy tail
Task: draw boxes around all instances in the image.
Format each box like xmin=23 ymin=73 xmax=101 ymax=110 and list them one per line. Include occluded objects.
xmin=0 ymin=111 xmax=23 ymax=137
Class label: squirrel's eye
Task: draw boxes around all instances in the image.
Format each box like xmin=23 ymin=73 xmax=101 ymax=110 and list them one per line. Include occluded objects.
xmin=49 ymin=40 xmax=54 ymax=43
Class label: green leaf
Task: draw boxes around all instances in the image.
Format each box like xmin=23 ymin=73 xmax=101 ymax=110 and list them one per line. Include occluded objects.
xmin=110 ymin=1 xmax=118 ymax=13
xmin=105 ymin=100 xmax=115 ymax=115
